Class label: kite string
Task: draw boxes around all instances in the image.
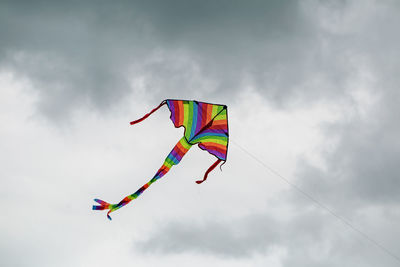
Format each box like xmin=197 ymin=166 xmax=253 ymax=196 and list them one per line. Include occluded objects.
xmin=230 ymin=139 xmax=400 ymax=264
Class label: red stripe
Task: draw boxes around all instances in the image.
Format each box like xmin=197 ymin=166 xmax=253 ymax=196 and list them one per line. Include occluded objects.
xmin=177 ymin=101 xmax=184 ymax=126
xmin=199 ymin=142 xmax=227 ymax=152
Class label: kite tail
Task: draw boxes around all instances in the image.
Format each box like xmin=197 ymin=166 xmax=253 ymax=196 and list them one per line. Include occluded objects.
xmin=92 ymin=136 xmax=192 ymax=220
xmin=92 ymin=199 xmax=119 ymax=220
xmin=130 ymin=100 xmax=166 ymax=125
xmin=196 ymin=159 xmax=223 ymax=184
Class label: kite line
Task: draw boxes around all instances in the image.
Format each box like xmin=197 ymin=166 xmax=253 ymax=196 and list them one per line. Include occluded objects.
xmin=231 ymin=139 xmax=400 ymax=264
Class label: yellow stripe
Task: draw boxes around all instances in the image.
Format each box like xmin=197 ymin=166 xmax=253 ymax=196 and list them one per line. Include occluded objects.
xmin=195 ymin=137 xmax=227 ymax=145
xmin=164 ymin=160 xmax=173 ymax=168
xmin=214 ymin=113 xmax=227 ymax=120
xmin=180 ymin=137 xmax=192 ymax=149
xmin=183 ymin=103 xmax=189 ymax=127
xmin=211 ymin=105 xmax=219 ymax=118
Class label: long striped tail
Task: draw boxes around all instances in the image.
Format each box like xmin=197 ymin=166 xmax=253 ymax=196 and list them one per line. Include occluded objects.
xmin=93 ymin=136 xmax=192 ymax=220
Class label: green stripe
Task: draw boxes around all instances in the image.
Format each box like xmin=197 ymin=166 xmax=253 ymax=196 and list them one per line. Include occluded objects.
xmin=185 ymin=102 xmax=194 ymax=139
xmin=193 ymin=137 xmax=228 ymax=145
xmin=191 ymin=135 xmax=227 ymax=143
xmin=183 ymin=103 xmax=189 ymax=129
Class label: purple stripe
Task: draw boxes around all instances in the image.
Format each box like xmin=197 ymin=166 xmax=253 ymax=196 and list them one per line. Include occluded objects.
xmin=169 ymin=148 xmax=180 ymax=163
xmin=198 ymin=144 xmax=226 ymax=160
xmin=206 ymin=149 xmax=226 ymax=160
xmin=167 ymin=100 xmax=177 ymax=125
xmin=172 ymin=148 xmax=183 ymax=162
xmin=199 ymin=128 xmax=226 ymax=134
xmin=195 ymin=102 xmax=204 ymax=134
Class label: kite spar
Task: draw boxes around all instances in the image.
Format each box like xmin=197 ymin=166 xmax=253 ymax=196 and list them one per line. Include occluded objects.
xmin=93 ymin=99 xmax=229 ymax=220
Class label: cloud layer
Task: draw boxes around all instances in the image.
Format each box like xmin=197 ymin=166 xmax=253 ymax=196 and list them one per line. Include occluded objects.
xmin=1 ymin=0 xmax=400 ymax=266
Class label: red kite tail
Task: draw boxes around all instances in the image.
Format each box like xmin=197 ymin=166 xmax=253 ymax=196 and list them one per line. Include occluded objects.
xmin=130 ymin=100 xmax=167 ymax=125
xmin=196 ymin=159 xmax=223 ymax=184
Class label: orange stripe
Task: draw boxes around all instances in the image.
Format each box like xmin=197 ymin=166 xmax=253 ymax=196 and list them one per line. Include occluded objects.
xmin=176 ymin=141 xmax=190 ymax=155
xmin=206 ymin=104 xmax=212 ymax=125
xmin=178 ymin=101 xmax=184 ymax=126
xmin=161 ymin=165 xmax=170 ymax=172
xmin=211 ymin=119 xmax=227 ymax=126
xmin=200 ymin=142 xmax=227 ymax=152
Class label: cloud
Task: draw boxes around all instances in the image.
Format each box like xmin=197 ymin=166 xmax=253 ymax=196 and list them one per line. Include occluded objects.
xmin=294 ymin=0 xmax=400 ymax=210
xmin=134 ymin=215 xmax=280 ymax=258
xmin=0 ymin=0 xmax=362 ymax=121
xmin=134 ymin=206 xmax=400 ymax=266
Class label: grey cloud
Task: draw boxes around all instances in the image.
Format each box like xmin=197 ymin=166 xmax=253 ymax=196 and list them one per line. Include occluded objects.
xmin=276 ymin=3 xmax=400 ymax=263
xmin=126 ymin=0 xmax=354 ymax=105
xmin=134 ymin=211 xmax=332 ymax=259
xmin=134 ymin=214 xmax=281 ymax=258
xmin=296 ymin=104 xmax=400 ymax=212
xmin=0 ymin=0 xmax=360 ymax=121
xmin=294 ymin=0 xmax=400 ymax=209
xmin=134 ymin=208 xmax=400 ymax=266
xmin=0 ymin=0 xmax=148 ymax=120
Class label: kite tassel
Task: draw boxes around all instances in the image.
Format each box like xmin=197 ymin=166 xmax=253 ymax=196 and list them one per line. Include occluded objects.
xmin=92 ymin=199 xmax=118 ymax=220
xmin=196 ymin=159 xmax=223 ymax=184
xmin=92 ymin=198 xmax=110 ymax=210
xmin=130 ymin=100 xmax=167 ymax=125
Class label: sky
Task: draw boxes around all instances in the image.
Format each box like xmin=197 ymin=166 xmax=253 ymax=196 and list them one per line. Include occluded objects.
xmin=1 ymin=0 xmax=400 ymax=266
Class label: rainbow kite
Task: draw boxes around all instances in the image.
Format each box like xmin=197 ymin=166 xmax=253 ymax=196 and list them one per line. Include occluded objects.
xmin=93 ymin=99 xmax=229 ymax=220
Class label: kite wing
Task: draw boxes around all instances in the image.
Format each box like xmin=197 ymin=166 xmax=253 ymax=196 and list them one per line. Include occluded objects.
xmin=93 ymin=99 xmax=229 ymax=220
xmin=165 ymin=99 xmax=228 ymax=161
xmin=165 ymin=99 xmax=228 ymax=183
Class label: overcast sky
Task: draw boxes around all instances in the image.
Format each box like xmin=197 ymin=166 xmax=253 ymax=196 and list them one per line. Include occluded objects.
xmin=1 ymin=0 xmax=400 ymax=266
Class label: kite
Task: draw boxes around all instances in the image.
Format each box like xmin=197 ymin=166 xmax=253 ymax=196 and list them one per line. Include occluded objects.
xmin=93 ymin=99 xmax=229 ymax=220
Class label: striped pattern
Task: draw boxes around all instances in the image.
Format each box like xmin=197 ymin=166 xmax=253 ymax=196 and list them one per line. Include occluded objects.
xmin=93 ymin=99 xmax=229 ymax=220
xmin=93 ymin=137 xmax=192 ymax=220
xmin=166 ymin=100 xmax=228 ymax=160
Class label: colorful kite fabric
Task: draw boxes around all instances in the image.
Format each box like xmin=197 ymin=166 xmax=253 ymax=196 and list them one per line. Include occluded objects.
xmin=93 ymin=99 xmax=229 ymax=220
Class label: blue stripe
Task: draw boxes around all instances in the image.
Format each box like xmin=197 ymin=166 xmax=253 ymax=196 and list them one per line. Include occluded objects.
xmin=190 ymin=102 xmax=198 ymax=139
xmin=167 ymin=154 xmax=179 ymax=164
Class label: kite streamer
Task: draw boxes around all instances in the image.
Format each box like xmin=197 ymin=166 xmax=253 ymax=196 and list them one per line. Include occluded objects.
xmin=93 ymin=99 xmax=229 ymax=220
